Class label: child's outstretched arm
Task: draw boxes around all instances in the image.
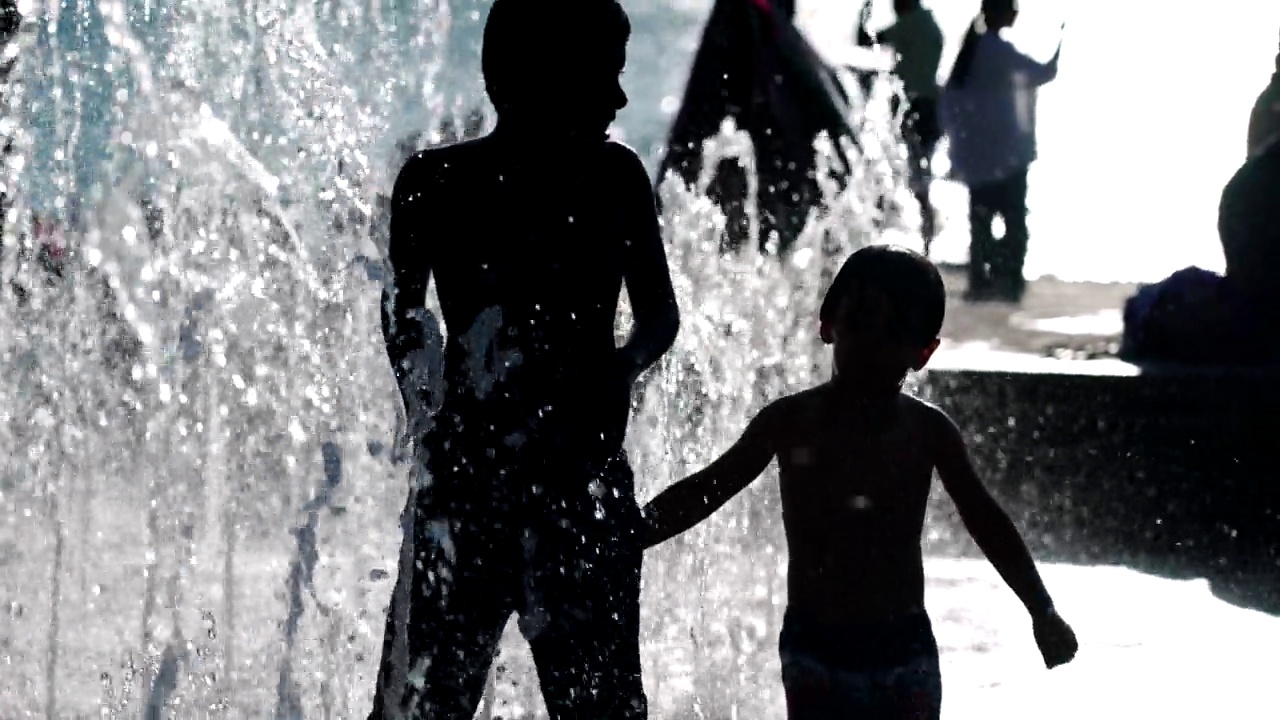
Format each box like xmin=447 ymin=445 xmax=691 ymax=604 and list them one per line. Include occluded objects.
xmin=642 ymin=403 xmax=781 ymax=549
xmin=932 ymin=407 xmax=1079 ymax=668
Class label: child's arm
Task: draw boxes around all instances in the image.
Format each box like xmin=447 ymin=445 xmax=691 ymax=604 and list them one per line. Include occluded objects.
xmin=381 ymin=155 xmax=435 ymax=409
xmin=931 ymin=407 xmax=1078 ymax=668
xmin=931 ymin=407 xmax=1080 ymax=666
xmin=614 ymin=145 xmax=679 ymax=384
xmin=642 ymin=403 xmax=781 ymax=548
xmin=932 ymin=408 xmax=1055 ymax=614
xmin=991 ymin=33 xmax=1062 ymax=87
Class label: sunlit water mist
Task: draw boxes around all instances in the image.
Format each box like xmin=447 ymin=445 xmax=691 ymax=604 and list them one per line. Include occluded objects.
xmin=2 ymin=1 xmax=1278 ymax=718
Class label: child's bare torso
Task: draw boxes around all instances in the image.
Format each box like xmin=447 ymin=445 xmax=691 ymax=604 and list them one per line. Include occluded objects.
xmin=772 ymin=385 xmax=940 ymax=625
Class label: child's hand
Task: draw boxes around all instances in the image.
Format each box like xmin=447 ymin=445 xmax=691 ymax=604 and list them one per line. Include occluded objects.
xmin=1032 ymin=608 xmax=1078 ymax=669
xmin=637 ymin=507 xmax=660 ymax=549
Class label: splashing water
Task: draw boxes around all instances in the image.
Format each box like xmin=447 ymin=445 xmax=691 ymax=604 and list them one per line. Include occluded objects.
xmin=2 ymin=1 xmax=1277 ymax=718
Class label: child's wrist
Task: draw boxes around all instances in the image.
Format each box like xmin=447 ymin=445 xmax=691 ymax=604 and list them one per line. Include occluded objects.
xmin=1029 ymin=598 xmax=1056 ymax=620
xmin=616 ymin=347 xmax=642 ymax=384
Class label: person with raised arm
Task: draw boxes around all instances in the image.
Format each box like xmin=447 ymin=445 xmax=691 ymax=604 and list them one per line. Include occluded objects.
xmin=941 ymin=0 xmax=1063 ymax=303
xmin=856 ymin=0 xmax=945 ymax=255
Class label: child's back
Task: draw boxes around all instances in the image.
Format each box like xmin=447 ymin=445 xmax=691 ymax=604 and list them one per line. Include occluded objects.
xmin=643 ymin=245 xmax=1077 ymax=719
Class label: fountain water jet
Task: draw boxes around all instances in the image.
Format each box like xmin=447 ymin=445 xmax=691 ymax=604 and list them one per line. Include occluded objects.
xmin=0 ymin=1 xmax=1004 ymax=717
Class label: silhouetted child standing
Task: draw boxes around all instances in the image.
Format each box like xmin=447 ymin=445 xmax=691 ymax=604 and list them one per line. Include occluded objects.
xmin=370 ymin=1 xmax=679 ymax=717
xmin=643 ymin=245 xmax=1076 ymax=719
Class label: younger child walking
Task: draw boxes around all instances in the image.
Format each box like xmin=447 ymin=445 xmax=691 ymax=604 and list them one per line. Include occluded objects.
xmin=643 ymin=244 xmax=1077 ymax=719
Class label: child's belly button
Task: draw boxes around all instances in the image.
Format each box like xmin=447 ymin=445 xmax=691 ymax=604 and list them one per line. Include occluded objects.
xmin=848 ymin=495 xmax=872 ymax=510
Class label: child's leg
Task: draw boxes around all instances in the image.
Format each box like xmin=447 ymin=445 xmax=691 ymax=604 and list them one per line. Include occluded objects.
xmin=525 ymin=541 xmax=645 ymax=719
xmin=783 ymin=653 xmax=865 ymax=719
xmin=524 ymin=457 xmax=648 ymax=720
xmin=880 ymin=653 xmax=943 ymax=720
xmin=368 ymin=477 xmax=517 ymax=719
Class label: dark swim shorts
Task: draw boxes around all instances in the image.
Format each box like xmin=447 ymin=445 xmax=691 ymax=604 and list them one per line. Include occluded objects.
xmin=779 ymin=608 xmax=942 ymax=720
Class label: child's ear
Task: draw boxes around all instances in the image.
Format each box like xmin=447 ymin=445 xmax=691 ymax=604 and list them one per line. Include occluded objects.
xmin=912 ymin=338 xmax=942 ymax=371
xmin=819 ymin=321 xmax=835 ymax=345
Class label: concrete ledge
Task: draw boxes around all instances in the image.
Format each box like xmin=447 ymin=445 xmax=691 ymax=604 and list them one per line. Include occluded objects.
xmin=920 ymin=351 xmax=1280 ymax=581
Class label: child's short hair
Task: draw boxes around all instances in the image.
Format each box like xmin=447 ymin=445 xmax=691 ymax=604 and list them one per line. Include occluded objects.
xmin=819 ymin=244 xmax=946 ymax=347
xmin=482 ymin=0 xmax=631 ymax=113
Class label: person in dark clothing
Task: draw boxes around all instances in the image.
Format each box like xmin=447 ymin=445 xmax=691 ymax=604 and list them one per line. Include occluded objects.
xmin=1119 ymin=141 xmax=1280 ymax=364
xmin=941 ymin=0 xmax=1063 ymax=303
xmin=1247 ymin=30 xmax=1280 ymax=157
xmin=1219 ymin=137 xmax=1280 ymax=342
xmin=368 ymin=1 xmax=680 ymax=718
xmin=658 ymin=0 xmax=857 ymax=255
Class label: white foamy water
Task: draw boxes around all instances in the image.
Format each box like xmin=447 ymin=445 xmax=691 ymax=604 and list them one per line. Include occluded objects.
xmin=6 ymin=494 xmax=1276 ymax=719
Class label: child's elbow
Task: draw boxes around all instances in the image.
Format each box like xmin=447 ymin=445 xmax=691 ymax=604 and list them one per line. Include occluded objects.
xmin=649 ymin=307 xmax=679 ymax=356
xmin=661 ymin=308 xmax=680 ymax=346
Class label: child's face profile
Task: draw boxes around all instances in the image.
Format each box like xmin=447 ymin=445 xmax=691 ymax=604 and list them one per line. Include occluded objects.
xmin=549 ymin=35 xmax=630 ymax=140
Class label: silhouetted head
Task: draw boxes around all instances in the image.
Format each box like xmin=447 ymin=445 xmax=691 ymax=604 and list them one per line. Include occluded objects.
xmin=981 ymin=0 xmax=1019 ymax=30
xmin=482 ymin=0 xmax=630 ymax=140
xmin=1219 ymin=140 xmax=1280 ymax=300
xmin=892 ymin=0 xmax=920 ymax=17
xmin=819 ymin=245 xmax=945 ymax=385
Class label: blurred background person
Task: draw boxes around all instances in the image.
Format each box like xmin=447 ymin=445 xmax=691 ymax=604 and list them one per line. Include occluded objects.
xmin=941 ymin=0 xmax=1063 ymax=303
xmin=1248 ymin=29 xmax=1280 ymax=156
xmin=855 ymin=0 xmax=944 ymax=255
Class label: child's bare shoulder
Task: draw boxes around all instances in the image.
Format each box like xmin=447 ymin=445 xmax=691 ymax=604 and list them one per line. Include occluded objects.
xmin=754 ymin=387 xmax=827 ymax=435
xmin=596 ymin=140 xmax=653 ymax=190
xmin=413 ymin=136 xmax=493 ymax=170
xmin=898 ymin=393 xmax=962 ymax=449
xmin=599 ymin=139 xmax=646 ymax=168
xmin=393 ymin=138 xmax=487 ymax=198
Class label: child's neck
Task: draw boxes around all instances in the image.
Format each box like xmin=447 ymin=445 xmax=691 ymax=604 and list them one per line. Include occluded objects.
xmin=494 ymin=117 xmax=601 ymax=146
xmin=829 ymin=373 xmax=902 ymax=417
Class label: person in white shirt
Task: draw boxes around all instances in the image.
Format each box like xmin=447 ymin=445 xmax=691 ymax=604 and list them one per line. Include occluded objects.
xmin=1247 ymin=31 xmax=1280 ymax=158
xmin=857 ymin=0 xmax=945 ymax=254
xmin=940 ymin=0 xmax=1062 ymax=302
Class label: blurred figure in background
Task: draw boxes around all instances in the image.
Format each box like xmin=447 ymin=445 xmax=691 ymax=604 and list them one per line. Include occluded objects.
xmin=941 ymin=0 xmax=1062 ymax=303
xmin=1120 ymin=140 xmax=1280 ymax=365
xmin=658 ymin=0 xmax=856 ymax=256
xmin=1247 ymin=30 xmax=1280 ymax=157
xmin=856 ymin=0 xmax=944 ymax=255
xmin=1218 ymin=138 xmax=1280 ymax=349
